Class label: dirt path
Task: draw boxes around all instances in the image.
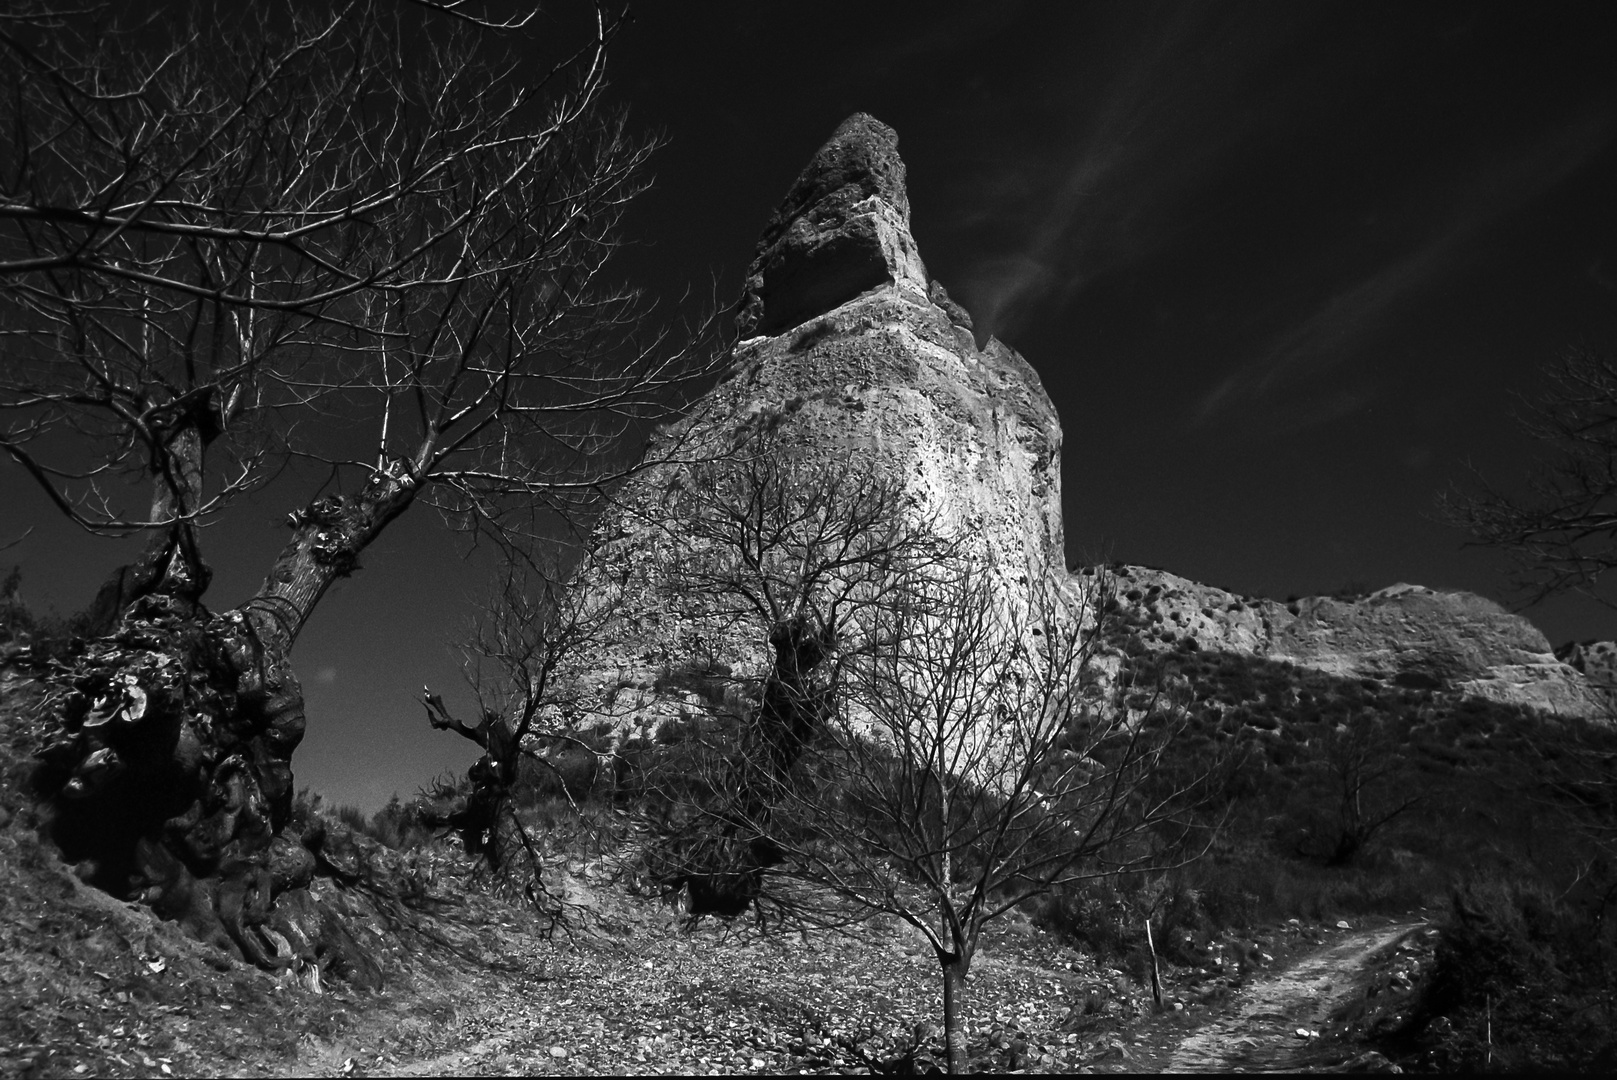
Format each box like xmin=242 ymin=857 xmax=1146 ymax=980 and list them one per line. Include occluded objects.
xmin=1164 ymin=921 xmax=1418 ymax=1071
xmin=277 ymin=912 xmax=1093 ymax=1077
xmin=1088 ymin=919 xmax=1425 ymax=1074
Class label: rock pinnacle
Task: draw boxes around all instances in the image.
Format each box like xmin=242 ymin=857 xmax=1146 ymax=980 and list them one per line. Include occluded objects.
xmin=736 ymin=113 xmax=929 ymax=337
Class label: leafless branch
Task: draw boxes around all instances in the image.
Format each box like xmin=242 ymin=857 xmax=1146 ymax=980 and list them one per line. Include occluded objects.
xmin=1443 ymin=346 xmax=1617 ymax=609
xmin=1 ymin=0 xmax=720 ymax=561
xmin=632 ymin=453 xmax=1226 ymax=1069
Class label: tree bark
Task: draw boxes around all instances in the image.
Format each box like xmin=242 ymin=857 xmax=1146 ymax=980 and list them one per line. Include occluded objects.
xmin=34 ymin=456 xmax=421 ymax=979
xmin=241 ymin=457 xmax=421 ymax=651
xmin=750 ymin=615 xmax=834 ymax=782
xmin=940 ymin=949 xmax=968 ymax=1075
xmin=82 ymin=423 xmax=213 ymax=635
xmin=649 ymin=613 xmax=835 ymax=918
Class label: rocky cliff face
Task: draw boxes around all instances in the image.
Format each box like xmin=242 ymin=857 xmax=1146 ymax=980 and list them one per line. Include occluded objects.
xmin=560 ymin=113 xmax=1600 ymax=735
xmin=1102 ymin=565 xmax=1600 ymax=716
xmin=562 ymin=114 xmax=1064 ymax=728
xmin=723 ymin=113 xmax=1062 ymax=561
xmin=1555 ymin=639 xmax=1617 ymax=712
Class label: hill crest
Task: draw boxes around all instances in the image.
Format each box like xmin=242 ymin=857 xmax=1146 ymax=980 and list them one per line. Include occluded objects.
xmin=1097 ymin=564 xmax=1598 ymax=716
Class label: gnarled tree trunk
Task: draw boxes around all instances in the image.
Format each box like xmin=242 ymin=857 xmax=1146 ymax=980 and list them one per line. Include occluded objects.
xmin=34 ymin=456 xmax=419 ymax=979
xmin=650 ymin=614 xmax=835 ymax=919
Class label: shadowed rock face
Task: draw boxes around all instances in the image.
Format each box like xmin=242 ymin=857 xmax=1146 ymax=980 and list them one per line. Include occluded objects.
xmin=736 ymin=113 xmax=929 ymax=339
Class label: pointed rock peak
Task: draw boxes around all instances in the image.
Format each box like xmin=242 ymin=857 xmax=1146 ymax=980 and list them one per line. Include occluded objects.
xmin=737 ymin=113 xmax=929 ymax=338
xmin=767 ymin=113 xmax=911 ymax=234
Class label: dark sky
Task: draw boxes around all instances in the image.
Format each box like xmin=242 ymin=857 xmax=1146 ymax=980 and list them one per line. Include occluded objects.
xmin=5 ymin=1 xmax=1617 ymax=810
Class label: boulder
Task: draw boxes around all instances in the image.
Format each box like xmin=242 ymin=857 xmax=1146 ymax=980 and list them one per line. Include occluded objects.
xmin=1555 ymin=639 xmax=1617 ymax=712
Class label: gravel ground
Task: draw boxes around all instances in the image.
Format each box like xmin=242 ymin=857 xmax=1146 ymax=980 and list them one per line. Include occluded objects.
xmin=298 ymin=896 xmax=1122 ymax=1077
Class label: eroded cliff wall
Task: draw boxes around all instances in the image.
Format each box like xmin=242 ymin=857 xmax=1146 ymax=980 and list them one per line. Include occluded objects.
xmin=559 ymin=113 xmax=1600 ymax=735
xmin=560 ymin=114 xmax=1064 ymax=729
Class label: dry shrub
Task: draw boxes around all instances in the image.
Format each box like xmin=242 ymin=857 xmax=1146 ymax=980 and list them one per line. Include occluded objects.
xmin=1396 ymin=875 xmax=1617 ymax=1072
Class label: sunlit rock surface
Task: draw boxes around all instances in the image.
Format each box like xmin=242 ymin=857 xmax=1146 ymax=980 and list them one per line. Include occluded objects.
xmin=559 ymin=112 xmax=1602 ymax=736
xmin=1555 ymin=639 xmax=1617 ymax=713
xmin=1103 ymin=566 xmax=1600 ymax=716
xmin=561 ymin=114 xmax=1063 ymax=730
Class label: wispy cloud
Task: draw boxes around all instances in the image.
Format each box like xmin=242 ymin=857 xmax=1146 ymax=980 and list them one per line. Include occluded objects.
xmin=1195 ymin=112 xmax=1613 ymax=425
xmin=957 ymin=4 xmax=1318 ymax=337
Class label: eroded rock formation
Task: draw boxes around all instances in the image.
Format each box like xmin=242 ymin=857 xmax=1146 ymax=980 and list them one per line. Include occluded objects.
xmin=562 ymin=113 xmax=1065 ymax=731
xmin=736 ymin=113 xmax=928 ymax=339
xmin=1102 ymin=566 xmax=1600 ymax=716
xmin=565 ymin=111 xmax=1606 ymax=746
xmin=1555 ymin=639 xmax=1617 ymax=712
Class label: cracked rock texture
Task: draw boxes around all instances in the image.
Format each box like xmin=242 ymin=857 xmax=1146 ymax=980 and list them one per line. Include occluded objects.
xmin=1555 ymin=639 xmax=1617 ymax=711
xmin=736 ymin=113 xmax=929 ymax=339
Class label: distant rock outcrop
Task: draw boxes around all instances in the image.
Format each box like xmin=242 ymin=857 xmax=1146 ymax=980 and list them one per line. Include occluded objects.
xmin=1554 ymin=640 xmax=1617 ymax=712
xmin=1102 ymin=566 xmax=1600 ymax=716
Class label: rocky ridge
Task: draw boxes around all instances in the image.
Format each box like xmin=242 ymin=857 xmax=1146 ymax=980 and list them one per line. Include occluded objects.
xmin=1555 ymin=639 xmax=1617 ymax=710
xmin=560 ymin=112 xmax=1600 ymax=735
xmin=1101 ymin=565 xmax=1599 ymax=716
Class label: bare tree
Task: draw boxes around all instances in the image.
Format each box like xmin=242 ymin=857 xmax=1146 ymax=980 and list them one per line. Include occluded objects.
xmin=1304 ymin=711 xmax=1423 ymax=866
xmin=633 ymin=448 xmax=955 ymax=919
xmin=3 ymin=0 xmax=715 ymax=968
xmin=770 ymin=563 xmax=1214 ymax=1072
xmin=419 ymin=547 xmax=627 ymax=923
xmin=1443 ymin=355 xmax=1617 ymax=838
xmin=1445 ymin=348 xmax=1617 ymax=940
xmin=1444 ymin=347 xmax=1617 ymax=608
xmin=640 ymin=453 xmax=1217 ymax=1073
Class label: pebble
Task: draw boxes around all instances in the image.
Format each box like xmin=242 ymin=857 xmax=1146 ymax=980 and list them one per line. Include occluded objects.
xmin=549 ymin=1046 xmax=567 ymax=1058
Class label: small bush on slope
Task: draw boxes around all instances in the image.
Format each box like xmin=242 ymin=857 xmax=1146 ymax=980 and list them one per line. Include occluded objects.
xmin=306 ymin=791 xmax=437 ymax=853
xmin=1028 ymin=620 xmax=1613 ymax=1069
xmin=1386 ymin=877 xmax=1617 ymax=1072
xmin=0 ymin=567 xmax=94 ymax=663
